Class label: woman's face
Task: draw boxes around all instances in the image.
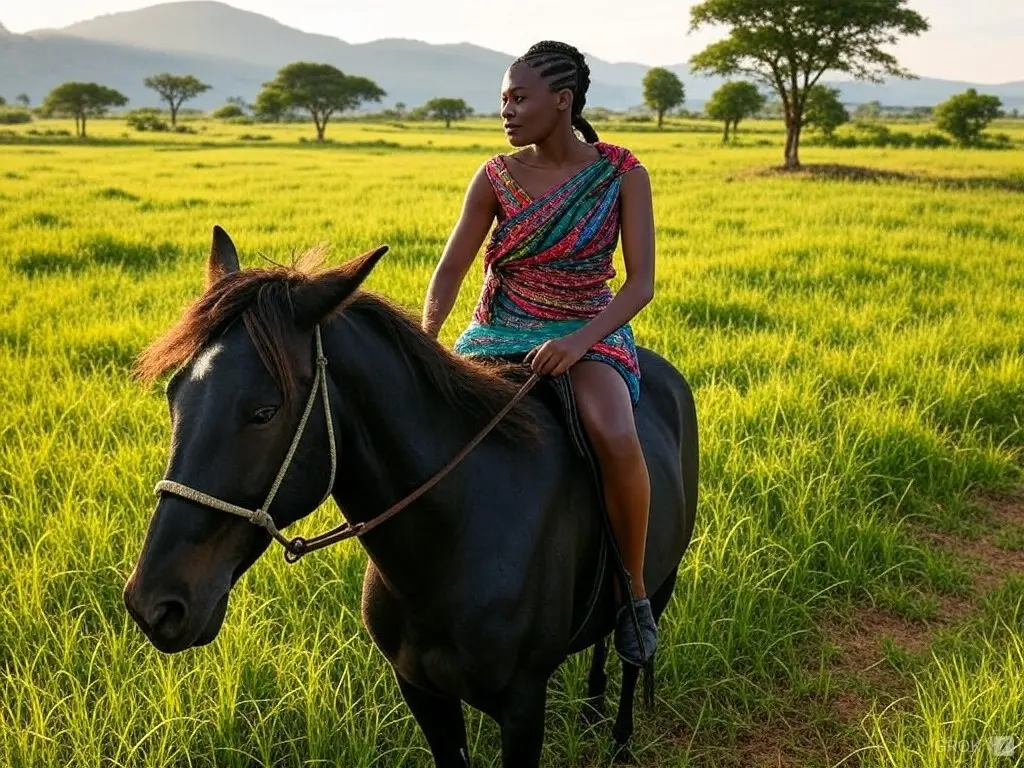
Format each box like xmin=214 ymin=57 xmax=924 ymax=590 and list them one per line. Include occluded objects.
xmin=500 ymin=62 xmax=570 ymax=147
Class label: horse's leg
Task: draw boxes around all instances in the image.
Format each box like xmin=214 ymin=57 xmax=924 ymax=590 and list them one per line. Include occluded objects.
xmin=611 ymin=566 xmax=680 ymax=763
xmin=499 ymin=673 xmax=549 ymax=768
xmin=396 ymin=676 xmax=470 ymax=768
xmin=612 ymin=662 xmax=640 ymax=762
xmin=584 ymin=636 xmax=609 ymax=723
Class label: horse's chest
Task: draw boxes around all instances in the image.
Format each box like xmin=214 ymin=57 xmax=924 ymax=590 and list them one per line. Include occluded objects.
xmin=362 ymin=571 xmax=510 ymax=701
xmin=385 ymin=621 xmax=498 ymax=703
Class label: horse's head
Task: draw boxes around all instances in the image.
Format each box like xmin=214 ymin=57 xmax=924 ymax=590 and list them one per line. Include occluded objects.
xmin=123 ymin=226 xmax=387 ymax=653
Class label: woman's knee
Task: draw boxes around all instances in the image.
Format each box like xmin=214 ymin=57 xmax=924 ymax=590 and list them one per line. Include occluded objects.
xmin=574 ymin=395 xmax=642 ymax=461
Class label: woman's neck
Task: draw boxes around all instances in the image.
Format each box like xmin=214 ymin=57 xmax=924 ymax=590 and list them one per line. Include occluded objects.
xmin=531 ymin=125 xmax=597 ymax=167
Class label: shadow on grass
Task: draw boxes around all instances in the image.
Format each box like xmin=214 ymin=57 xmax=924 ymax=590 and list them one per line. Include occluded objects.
xmin=0 ymin=133 xmax=496 ymax=154
xmin=13 ymin=235 xmax=180 ymax=277
xmin=734 ymin=163 xmax=1024 ymax=194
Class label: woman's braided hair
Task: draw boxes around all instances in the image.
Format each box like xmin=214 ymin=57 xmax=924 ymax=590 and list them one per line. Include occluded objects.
xmin=513 ymin=41 xmax=599 ymax=144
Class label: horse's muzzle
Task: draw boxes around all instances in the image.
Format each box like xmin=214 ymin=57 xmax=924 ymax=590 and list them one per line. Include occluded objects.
xmin=123 ymin=572 xmax=227 ymax=653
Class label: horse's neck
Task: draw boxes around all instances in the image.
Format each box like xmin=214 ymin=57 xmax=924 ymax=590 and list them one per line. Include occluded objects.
xmin=322 ymin=311 xmax=480 ymax=593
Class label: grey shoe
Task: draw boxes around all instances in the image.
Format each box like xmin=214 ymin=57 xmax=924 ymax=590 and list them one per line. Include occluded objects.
xmin=614 ymin=597 xmax=657 ymax=667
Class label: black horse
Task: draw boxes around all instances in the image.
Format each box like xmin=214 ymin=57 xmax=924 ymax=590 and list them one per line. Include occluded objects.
xmin=124 ymin=227 xmax=699 ymax=767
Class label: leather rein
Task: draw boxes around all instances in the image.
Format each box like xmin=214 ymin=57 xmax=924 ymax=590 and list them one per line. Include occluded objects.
xmin=155 ymin=325 xmax=540 ymax=563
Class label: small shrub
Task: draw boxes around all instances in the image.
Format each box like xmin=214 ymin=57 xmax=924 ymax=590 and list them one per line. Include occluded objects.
xmin=238 ymin=133 xmax=273 ymax=141
xmin=0 ymin=108 xmax=32 ymax=125
xmin=853 ymin=123 xmax=892 ymax=147
xmin=810 ymin=125 xmax=955 ymax=150
xmin=913 ymin=132 xmax=952 ymax=148
xmin=26 ymin=128 xmax=72 ymax=137
xmin=985 ymin=132 xmax=1013 ymax=148
xmin=888 ymin=130 xmax=914 ymax=148
xmin=126 ymin=109 xmax=168 ymax=132
xmin=212 ymin=104 xmax=245 ymax=119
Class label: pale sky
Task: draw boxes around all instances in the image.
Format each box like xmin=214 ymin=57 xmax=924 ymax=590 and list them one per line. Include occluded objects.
xmin=5 ymin=0 xmax=1023 ymax=83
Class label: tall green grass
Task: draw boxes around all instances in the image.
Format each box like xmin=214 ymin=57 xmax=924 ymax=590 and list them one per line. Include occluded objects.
xmin=1 ymin=121 xmax=1022 ymax=766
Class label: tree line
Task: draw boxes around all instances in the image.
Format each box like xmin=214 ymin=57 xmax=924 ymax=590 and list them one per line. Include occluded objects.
xmin=20 ymin=69 xmax=1010 ymax=152
xmin=640 ymin=68 xmax=1005 ymax=151
xmin=20 ymin=63 xmax=479 ymax=140
xmin=9 ymin=0 xmax=1013 ymax=158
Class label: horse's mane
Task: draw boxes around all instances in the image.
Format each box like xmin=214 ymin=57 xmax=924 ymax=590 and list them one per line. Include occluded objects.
xmin=134 ymin=253 xmax=540 ymax=443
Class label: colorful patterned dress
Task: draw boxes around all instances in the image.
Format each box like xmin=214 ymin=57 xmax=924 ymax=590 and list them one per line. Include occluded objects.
xmin=453 ymin=141 xmax=643 ymax=405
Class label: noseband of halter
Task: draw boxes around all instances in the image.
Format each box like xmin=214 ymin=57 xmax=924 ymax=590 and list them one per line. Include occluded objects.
xmin=154 ymin=324 xmax=539 ymax=564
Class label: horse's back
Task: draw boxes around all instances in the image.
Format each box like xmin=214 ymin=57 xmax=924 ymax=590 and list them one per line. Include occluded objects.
xmin=633 ymin=345 xmax=698 ymax=575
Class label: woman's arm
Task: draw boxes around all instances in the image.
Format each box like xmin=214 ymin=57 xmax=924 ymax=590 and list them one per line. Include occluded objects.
xmin=422 ymin=163 xmax=499 ymax=338
xmin=526 ymin=166 xmax=656 ymax=375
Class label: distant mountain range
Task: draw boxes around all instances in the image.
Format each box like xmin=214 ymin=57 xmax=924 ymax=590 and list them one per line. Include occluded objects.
xmin=2 ymin=1 xmax=1023 ymax=113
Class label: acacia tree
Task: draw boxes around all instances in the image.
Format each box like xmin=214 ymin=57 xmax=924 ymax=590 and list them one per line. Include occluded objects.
xmin=16 ymin=93 xmax=30 ymax=107
xmin=804 ymin=85 xmax=849 ymax=138
xmin=642 ymin=68 xmax=685 ymax=128
xmin=42 ymin=82 xmax=128 ymax=137
xmin=705 ymin=81 xmax=765 ymax=141
xmin=934 ymin=88 xmax=1003 ymax=146
xmin=143 ymin=73 xmax=211 ymax=127
xmin=260 ymin=62 xmax=385 ymax=140
xmin=689 ymin=0 xmax=929 ymax=168
xmin=423 ymin=97 xmax=473 ymax=128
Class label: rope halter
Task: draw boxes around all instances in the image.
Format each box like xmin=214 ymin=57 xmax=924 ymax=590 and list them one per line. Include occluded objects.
xmin=155 ymin=325 xmax=336 ymax=562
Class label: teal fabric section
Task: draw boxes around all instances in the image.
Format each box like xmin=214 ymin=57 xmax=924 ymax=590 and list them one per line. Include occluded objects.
xmin=454 ymin=318 xmax=641 ymax=405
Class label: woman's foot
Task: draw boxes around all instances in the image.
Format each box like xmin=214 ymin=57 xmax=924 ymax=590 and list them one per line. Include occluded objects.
xmin=614 ymin=597 xmax=657 ymax=667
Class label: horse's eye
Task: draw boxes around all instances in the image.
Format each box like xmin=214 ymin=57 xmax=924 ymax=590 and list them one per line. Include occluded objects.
xmin=252 ymin=406 xmax=279 ymax=425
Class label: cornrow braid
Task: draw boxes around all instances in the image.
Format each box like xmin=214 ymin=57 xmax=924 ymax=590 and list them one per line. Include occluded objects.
xmin=514 ymin=40 xmax=600 ymax=144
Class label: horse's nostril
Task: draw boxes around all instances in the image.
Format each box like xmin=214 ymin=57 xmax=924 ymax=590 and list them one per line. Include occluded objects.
xmin=151 ymin=597 xmax=188 ymax=639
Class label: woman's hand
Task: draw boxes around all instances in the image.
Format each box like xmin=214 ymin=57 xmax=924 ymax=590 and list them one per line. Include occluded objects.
xmin=524 ymin=334 xmax=590 ymax=377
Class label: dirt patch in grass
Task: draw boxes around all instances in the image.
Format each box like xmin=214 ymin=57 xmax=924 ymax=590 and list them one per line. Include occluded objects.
xmin=918 ymin=490 xmax=1024 ymax=596
xmin=589 ymin=491 xmax=1024 ymax=768
xmin=720 ymin=489 xmax=1024 ymax=767
xmin=732 ymin=707 xmax=857 ymax=768
xmin=816 ymin=488 xmax=1024 ymax=751
xmin=756 ymin=164 xmax=914 ymax=184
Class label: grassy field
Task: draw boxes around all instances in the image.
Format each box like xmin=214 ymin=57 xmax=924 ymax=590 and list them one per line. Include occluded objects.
xmin=1 ymin=117 xmax=1023 ymax=767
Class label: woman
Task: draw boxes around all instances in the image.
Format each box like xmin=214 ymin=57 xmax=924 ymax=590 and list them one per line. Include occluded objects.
xmin=421 ymin=40 xmax=658 ymax=667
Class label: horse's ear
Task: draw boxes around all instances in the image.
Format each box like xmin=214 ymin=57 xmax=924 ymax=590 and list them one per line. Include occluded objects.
xmin=293 ymin=244 xmax=389 ymax=329
xmin=207 ymin=225 xmax=240 ymax=286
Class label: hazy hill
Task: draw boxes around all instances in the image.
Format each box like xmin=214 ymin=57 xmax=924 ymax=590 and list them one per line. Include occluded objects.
xmin=0 ymin=30 xmax=270 ymax=109
xmin=36 ymin=1 xmax=355 ymax=68
xmin=3 ymin=1 xmax=1023 ymax=113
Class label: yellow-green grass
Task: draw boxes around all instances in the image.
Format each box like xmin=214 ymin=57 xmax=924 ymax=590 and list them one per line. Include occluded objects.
xmin=1 ymin=120 xmax=1022 ymax=767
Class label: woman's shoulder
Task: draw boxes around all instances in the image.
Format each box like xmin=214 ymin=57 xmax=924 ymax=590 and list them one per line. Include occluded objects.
xmin=481 ymin=152 xmax=521 ymax=181
xmin=594 ymin=141 xmax=643 ymax=174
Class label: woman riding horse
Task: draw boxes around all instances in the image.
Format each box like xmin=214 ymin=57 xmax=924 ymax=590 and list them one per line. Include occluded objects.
xmin=422 ymin=40 xmax=659 ymax=667
xmin=123 ymin=39 xmax=697 ymax=768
